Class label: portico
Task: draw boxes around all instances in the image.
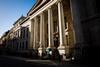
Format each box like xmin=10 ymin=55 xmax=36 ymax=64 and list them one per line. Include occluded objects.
xmin=30 ymin=0 xmax=75 ymax=58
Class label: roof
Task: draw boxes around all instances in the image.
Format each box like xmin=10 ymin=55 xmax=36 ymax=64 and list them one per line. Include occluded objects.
xmin=0 ymin=30 xmax=10 ymax=39
xmin=13 ymin=15 xmax=26 ymax=25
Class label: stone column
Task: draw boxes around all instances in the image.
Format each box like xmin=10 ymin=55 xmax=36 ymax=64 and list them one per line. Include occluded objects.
xmin=38 ymin=12 xmax=45 ymax=57
xmin=47 ymin=7 xmax=54 ymax=49
xmin=18 ymin=29 xmax=21 ymax=50
xmin=57 ymin=0 xmax=67 ymax=55
xmin=34 ymin=17 xmax=39 ymax=49
xmin=33 ymin=18 xmax=36 ymax=49
xmin=30 ymin=20 xmax=34 ymax=49
xmin=35 ymin=17 xmax=39 ymax=49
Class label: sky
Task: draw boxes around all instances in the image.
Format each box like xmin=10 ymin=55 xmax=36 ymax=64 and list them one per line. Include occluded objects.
xmin=0 ymin=0 xmax=36 ymax=37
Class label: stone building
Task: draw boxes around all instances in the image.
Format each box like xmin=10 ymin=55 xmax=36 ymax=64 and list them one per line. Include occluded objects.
xmin=1 ymin=0 xmax=100 ymax=63
xmin=0 ymin=31 xmax=10 ymax=48
xmin=0 ymin=16 xmax=30 ymax=54
xmin=28 ymin=0 xmax=75 ymax=58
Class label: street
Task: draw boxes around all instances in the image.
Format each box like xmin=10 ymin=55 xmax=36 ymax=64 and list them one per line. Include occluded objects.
xmin=0 ymin=55 xmax=96 ymax=67
xmin=0 ymin=55 xmax=56 ymax=67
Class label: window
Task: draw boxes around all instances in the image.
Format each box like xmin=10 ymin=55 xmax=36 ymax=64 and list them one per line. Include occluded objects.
xmin=23 ymin=29 xmax=25 ymax=39
xmin=26 ymin=28 xmax=29 ymax=38
xmin=66 ymin=35 xmax=68 ymax=45
xmin=22 ymin=42 xmax=24 ymax=49
xmin=54 ymin=21 xmax=57 ymax=32
xmin=25 ymin=41 xmax=28 ymax=49
xmin=64 ymin=16 xmax=67 ymax=29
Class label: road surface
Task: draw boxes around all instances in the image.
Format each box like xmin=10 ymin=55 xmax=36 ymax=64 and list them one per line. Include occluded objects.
xmin=0 ymin=55 xmax=95 ymax=67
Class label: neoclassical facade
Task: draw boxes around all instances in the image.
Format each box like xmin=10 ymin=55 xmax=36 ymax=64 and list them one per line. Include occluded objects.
xmin=1 ymin=16 xmax=31 ymax=52
xmin=1 ymin=0 xmax=100 ymax=62
xmin=0 ymin=0 xmax=84 ymax=59
xmin=28 ymin=0 xmax=75 ymax=57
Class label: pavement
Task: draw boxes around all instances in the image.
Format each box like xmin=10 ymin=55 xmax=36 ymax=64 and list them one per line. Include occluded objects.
xmin=1 ymin=55 xmax=59 ymax=65
xmin=0 ymin=55 xmax=57 ymax=67
xmin=0 ymin=55 xmax=97 ymax=67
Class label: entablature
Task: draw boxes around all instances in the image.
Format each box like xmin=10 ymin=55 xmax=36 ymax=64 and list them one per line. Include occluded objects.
xmin=28 ymin=0 xmax=51 ymax=16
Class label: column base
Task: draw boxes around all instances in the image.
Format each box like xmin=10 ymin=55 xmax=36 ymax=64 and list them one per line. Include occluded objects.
xmin=57 ymin=46 xmax=66 ymax=55
xmin=38 ymin=47 xmax=42 ymax=57
xmin=38 ymin=47 xmax=45 ymax=57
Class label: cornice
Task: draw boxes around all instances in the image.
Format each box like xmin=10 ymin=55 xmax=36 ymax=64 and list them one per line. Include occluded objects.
xmin=13 ymin=16 xmax=26 ymax=26
xmin=27 ymin=0 xmax=50 ymax=16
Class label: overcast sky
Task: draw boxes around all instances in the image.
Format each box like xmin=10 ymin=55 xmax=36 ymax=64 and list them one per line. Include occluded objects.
xmin=0 ymin=0 xmax=36 ymax=37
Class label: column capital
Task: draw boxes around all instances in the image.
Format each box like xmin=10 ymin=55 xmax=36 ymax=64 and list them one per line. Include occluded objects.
xmin=40 ymin=12 xmax=45 ymax=16
xmin=57 ymin=0 xmax=62 ymax=3
xmin=34 ymin=16 xmax=39 ymax=22
xmin=47 ymin=6 xmax=52 ymax=10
